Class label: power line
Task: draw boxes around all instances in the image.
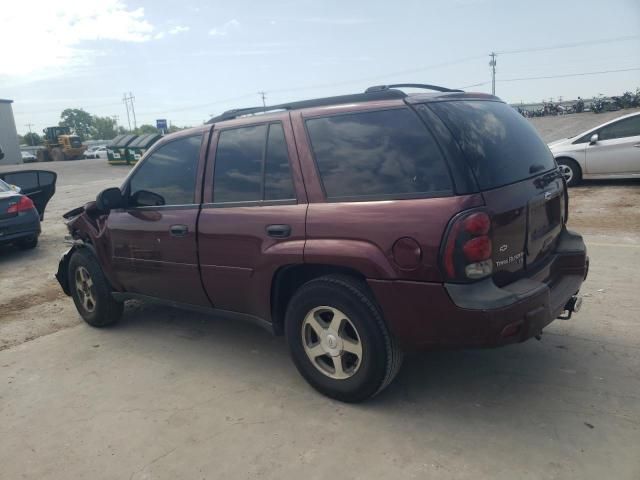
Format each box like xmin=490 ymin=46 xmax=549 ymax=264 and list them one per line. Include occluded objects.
xmin=497 ymin=34 xmax=640 ymax=55
xmin=499 ymin=67 xmax=640 ymax=82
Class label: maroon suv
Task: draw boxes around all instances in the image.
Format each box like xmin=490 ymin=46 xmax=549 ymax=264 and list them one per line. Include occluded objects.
xmin=56 ymin=84 xmax=588 ymax=402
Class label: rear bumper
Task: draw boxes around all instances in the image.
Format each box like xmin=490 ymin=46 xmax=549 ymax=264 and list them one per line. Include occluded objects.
xmin=0 ymin=209 xmax=40 ymax=245
xmin=368 ymin=229 xmax=588 ymax=351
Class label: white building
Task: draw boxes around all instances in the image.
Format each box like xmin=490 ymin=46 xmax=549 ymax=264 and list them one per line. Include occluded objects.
xmin=0 ymin=99 xmax=21 ymax=166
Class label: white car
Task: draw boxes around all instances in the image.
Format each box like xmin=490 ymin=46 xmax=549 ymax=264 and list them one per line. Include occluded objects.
xmin=548 ymin=111 xmax=640 ymax=186
xmin=21 ymin=151 xmax=37 ymax=163
xmin=85 ymin=146 xmax=108 ymax=159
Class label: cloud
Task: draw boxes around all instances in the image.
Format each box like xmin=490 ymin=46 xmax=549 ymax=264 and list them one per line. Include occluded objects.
xmin=0 ymin=0 xmax=155 ymax=78
xmin=209 ymin=19 xmax=240 ymax=36
xmin=169 ymin=25 xmax=190 ymax=35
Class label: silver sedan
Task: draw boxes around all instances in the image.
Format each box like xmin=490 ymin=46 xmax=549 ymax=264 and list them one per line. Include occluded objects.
xmin=548 ymin=111 xmax=640 ymax=186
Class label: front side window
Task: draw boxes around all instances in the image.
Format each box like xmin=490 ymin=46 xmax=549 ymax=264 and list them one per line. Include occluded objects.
xmin=128 ymin=134 xmax=202 ymax=206
xmin=598 ymin=115 xmax=640 ymax=141
xmin=213 ymin=123 xmax=295 ymax=203
xmin=305 ymin=108 xmax=452 ymax=200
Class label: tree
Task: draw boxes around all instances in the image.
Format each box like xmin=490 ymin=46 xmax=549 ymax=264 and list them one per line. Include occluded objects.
xmin=59 ymin=108 xmax=94 ymax=141
xmin=93 ymin=116 xmax=118 ymax=140
xmin=135 ymin=124 xmax=159 ymax=135
xmin=22 ymin=132 xmax=42 ymax=146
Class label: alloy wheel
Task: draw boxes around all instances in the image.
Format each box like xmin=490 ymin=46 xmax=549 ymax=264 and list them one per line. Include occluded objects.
xmin=301 ymin=306 xmax=363 ymax=380
xmin=75 ymin=266 xmax=97 ymax=313
xmin=559 ymin=164 xmax=574 ymax=184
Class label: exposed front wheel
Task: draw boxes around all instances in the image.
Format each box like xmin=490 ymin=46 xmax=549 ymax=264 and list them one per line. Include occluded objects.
xmin=285 ymin=275 xmax=403 ymax=402
xmin=557 ymin=159 xmax=582 ymax=187
xmin=68 ymin=249 xmax=123 ymax=327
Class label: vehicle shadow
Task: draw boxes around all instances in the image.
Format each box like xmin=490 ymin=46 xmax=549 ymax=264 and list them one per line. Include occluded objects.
xmin=0 ymin=243 xmax=39 ymax=263
xmin=572 ymin=178 xmax=640 ymax=188
xmin=109 ymin=301 xmax=599 ymax=417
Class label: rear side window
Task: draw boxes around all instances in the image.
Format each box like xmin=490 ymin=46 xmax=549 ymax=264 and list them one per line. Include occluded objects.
xmin=305 ymin=108 xmax=452 ymax=200
xmin=426 ymin=101 xmax=556 ymax=190
xmin=598 ymin=115 xmax=640 ymax=140
xmin=213 ymin=123 xmax=295 ymax=203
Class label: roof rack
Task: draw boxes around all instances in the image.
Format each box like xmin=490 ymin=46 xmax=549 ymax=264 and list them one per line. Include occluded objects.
xmin=206 ymin=83 xmax=462 ymax=123
xmin=365 ymin=83 xmax=462 ymax=93
xmin=207 ymin=89 xmax=406 ymax=123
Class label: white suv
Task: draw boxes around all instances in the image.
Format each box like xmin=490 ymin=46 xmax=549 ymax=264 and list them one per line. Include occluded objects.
xmin=548 ymin=111 xmax=640 ymax=186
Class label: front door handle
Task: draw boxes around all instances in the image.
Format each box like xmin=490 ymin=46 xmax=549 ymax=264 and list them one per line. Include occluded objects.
xmin=170 ymin=224 xmax=188 ymax=237
xmin=266 ymin=224 xmax=291 ymax=238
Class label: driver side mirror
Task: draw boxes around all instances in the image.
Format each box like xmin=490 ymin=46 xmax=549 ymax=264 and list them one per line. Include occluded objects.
xmin=130 ymin=190 xmax=165 ymax=207
xmin=96 ymin=187 xmax=124 ymax=212
xmin=589 ymin=133 xmax=599 ymax=145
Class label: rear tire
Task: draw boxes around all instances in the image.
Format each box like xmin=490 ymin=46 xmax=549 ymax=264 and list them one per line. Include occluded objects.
xmin=557 ymin=158 xmax=582 ymax=187
xmin=68 ymin=249 xmax=123 ymax=327
xmin=17 ymin=235 xmax=38 ymax=250
xmin=285 ymin=274 xmax=403 ymax=403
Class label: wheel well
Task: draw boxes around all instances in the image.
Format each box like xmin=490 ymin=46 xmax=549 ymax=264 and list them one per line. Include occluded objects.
xmin=270 ymin=264 xmax=367 ymax=335
xmin=556 ymin=156 xmax=581 ymax=170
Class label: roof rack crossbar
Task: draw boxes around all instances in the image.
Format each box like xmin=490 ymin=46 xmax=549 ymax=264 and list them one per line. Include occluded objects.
xmin=207 ymin=89 xmax=407 ymax=123
xmin=365 ymin=83 xmax=463 ymax=93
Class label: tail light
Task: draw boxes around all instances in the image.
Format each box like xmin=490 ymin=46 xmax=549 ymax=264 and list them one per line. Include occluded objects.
xmin=442 ymin=210 xmax=493 ymax=281
xmin=7 ymin=196 xmax=35 ymax=214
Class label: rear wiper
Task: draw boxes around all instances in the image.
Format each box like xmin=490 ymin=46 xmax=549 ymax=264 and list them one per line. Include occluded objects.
xmin=529 ymin=164 xmax=546 ymax=174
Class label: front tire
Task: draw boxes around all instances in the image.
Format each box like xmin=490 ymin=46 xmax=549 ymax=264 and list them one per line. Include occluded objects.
xmin=285 ymin=275 xmax=403 ymax=403
xmin=557 ymin=158 xmax=582 ymax=187
xmin=68 ymin=249 xmax=123 ymax=327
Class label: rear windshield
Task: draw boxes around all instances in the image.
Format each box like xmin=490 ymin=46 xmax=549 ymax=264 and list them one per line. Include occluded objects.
xmin=425 ymin=100 xmax=556 ymax=190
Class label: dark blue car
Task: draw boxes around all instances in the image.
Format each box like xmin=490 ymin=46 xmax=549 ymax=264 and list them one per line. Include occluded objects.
xmin=0 ymin=170 xmax=57 ymax=249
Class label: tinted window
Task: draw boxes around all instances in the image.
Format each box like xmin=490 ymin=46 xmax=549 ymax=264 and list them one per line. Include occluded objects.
xmin=598 ymin=115 xmax=640 ymax=140
xmin=129 ymin=134 xmax=202 ymax=206
xmin=2 ymin=172 xmax=38 ymax=190
xmin=427 ymin=101 xmax=556 ymax=190
xmin=264 ymin=124 xmax=295 ymax=200
xmin=306 ymin=109 xmax=452 ymax=199
xmin=214 ymin=125 xmax=266 ymax=203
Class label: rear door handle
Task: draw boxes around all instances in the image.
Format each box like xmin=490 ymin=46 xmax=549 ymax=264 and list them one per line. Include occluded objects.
xmin=266 ymin=224 xmax=291 ymax=238
xmin=170 ymin=224 xmax=188 ymax=237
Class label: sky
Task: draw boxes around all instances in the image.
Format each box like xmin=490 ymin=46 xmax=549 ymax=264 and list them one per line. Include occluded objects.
xmin=1 ymin=0 xmax=639 ymax=135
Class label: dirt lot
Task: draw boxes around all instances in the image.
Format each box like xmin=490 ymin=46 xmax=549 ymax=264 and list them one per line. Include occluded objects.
xmin=1 ymin=114 xmax=639 ymax=479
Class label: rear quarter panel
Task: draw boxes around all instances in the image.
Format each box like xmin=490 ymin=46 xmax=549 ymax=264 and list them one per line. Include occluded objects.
xmin=305 ymin=196 xmax=484 ymax=281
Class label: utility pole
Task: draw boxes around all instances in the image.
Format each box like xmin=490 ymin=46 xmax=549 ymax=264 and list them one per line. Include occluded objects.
xmin=123 ymin=93 xmax=132 ymax=132
xmin=122 ymin=93 xmax=137 ymax=131
xmin=129 ymin=92 xmax=137 ymax=131
xmin=111 ymin=115 xmax=119 ymax=130
xmin=25 ymin=123 xmax=34 ymax=145
xmin=489 ymin=52 xmax=497 ymax=95
xmin=258 ymin=91 xmax=267 ymax=111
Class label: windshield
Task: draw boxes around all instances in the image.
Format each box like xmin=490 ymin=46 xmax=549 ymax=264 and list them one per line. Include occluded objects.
xmin=426 ymin=100 xmax=556 ymax=190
